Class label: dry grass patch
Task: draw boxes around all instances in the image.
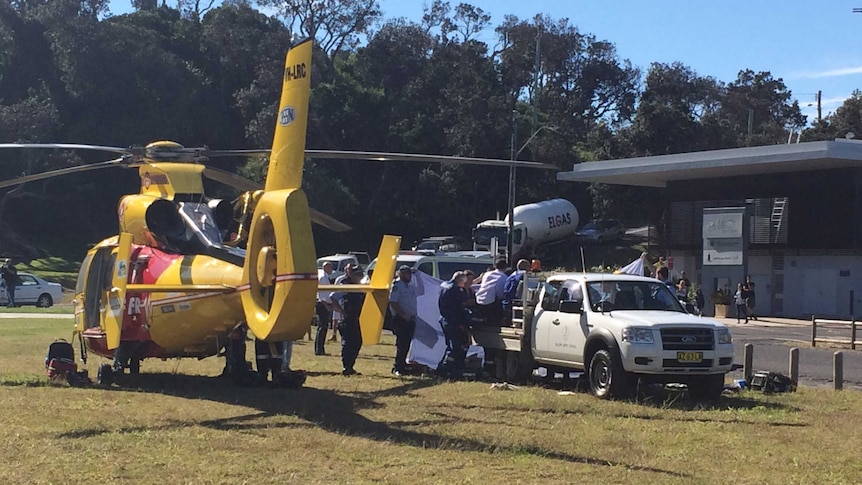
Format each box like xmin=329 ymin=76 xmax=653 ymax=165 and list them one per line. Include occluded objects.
xmin=2 ymin=318 xmax=862 ymax=484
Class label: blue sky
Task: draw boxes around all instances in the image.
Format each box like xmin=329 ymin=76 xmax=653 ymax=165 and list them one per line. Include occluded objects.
xmin=108 ymin=0 xmax=862 ymax=124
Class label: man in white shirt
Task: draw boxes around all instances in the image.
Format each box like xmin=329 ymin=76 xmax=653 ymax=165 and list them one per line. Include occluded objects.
xmin=389 ymin=265 xmax=425 ymax=376
xmin=315 ymin=262 xmax=334 ymax=355
xmin=474 ymin=259 xmax=508 ymax=326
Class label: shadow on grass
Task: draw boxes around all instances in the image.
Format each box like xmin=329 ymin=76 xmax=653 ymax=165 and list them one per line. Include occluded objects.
xmin=54 ymin=372 xmax=688 ymax=478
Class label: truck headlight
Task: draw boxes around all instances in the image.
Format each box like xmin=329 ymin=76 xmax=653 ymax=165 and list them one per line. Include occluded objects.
xmin=622 ymin=327 xmax=654 ymax=344
xmin=716 ymin=328 xmax=733 ymax=345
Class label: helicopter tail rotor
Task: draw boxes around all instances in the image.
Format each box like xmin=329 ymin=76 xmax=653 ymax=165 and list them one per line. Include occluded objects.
xmin=241 ymin=189 xmax=318 ymax=341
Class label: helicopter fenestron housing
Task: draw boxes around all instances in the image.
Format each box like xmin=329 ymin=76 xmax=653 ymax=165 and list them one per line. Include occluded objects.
xmin=0 ymin=38 xmax=556 ymax=378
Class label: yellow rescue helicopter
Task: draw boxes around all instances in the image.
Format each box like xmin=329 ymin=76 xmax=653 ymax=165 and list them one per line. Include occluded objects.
xmin=0 ymin=39 xmax=554 ymax=384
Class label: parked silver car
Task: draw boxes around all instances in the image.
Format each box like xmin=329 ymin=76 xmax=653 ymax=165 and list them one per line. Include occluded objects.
xmin=575 ymin=219 xmax=626 ymax=244
xmin=0 ymin=272 xmax=64 ymax=307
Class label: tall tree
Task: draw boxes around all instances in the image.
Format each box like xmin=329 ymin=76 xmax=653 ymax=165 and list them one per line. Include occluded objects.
xmin=706 ymin=69 xmax=805 ymax=148
xmin=256 ymin=0 xmax=380 ymax=66
xmin=802 ymin=90 xmax=862 ymax=142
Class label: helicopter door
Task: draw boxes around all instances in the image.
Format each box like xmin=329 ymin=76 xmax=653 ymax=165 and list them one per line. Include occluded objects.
xmin=81 ymin=247 xmax=116 ymax=329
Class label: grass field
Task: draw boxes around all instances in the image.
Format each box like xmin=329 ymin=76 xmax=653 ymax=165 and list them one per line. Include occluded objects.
xmin=3 ymin=318 xmax=862 ymax=484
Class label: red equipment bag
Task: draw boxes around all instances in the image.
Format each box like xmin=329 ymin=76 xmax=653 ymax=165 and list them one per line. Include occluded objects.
xmin=45 ymin=339 xmax=76 ymax=380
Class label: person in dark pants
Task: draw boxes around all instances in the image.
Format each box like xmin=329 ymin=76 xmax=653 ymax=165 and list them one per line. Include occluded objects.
xmin=745 ymin=275 xmax=758 ymax=321
xmin=734 ymin=282 xmax=749 ymax=324
xmin=315 ymin=262 xmax=334 ymax=355
xmin=330 ymin=267 xmax=365 ymax=376
xmin=1 ymin=261 xmax=21 ymax=307
xmin=437 ymin=271 xmax=472 ymax=379
xmin=389 ymin=265 xmax=425 ymax=376
xmin=255 ymin=338 xmax=284 ymax=384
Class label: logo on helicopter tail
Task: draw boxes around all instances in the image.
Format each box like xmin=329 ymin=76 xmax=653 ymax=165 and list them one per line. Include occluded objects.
xmin=279 ymin=106 xmax=296 ymax=126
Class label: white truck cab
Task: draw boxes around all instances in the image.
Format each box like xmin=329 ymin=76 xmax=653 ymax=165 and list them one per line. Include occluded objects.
xmin=531 ymin=273 xmax=734 ymax=399
xmin=473 ymin=272 xmax=734 ymax=401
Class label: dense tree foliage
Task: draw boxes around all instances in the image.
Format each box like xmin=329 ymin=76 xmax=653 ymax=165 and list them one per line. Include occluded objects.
xmin=0 ymin=0 xmax=813 ymax=260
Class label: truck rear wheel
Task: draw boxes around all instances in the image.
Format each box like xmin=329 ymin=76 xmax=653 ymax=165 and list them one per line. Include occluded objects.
xmin=588 ymin=349 xmax=631 ymax=399
xmin=503 ymin=350 xmax=533 ymax=384
xmin=688 ymin=374 xmax=726 ymax=401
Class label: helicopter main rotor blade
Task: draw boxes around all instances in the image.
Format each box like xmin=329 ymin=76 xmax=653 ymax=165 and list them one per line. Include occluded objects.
xmin=0 ymin=157 xmax=128 ymax=189
xmin=307 ymin=207 xmax=351 ymax=232
xmin=205 ymin=149 xmax=272 ymax=157
xmin=208 ymin=148 xmax=558 ymax=169
xmin=201 ymin=166 xmax=261 ymax=192
xmin=305 ymin=150 xmax=558 ymax=169
xmin=201 ymin=166 xmax=351 ymax=232
xmin=0 ymin=143 xmax=132 ymax=156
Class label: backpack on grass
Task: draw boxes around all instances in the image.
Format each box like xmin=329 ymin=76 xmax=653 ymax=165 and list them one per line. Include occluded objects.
xmin=45 ymin=339 xmax=75 ymax=379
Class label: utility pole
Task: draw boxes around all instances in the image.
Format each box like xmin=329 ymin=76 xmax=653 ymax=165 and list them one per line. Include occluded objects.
xmin=817 ymin=90 xmax=822 ymax=124
xmin=747 ymin=109 xmax=754 ymax=146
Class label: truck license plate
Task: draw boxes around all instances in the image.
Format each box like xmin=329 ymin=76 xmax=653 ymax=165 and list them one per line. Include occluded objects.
xmin=677 ymin=351 xmax=703 ymax=363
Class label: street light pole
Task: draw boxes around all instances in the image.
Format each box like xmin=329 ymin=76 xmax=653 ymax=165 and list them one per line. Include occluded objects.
xmin=508 ymin=109 xmax=517 ymax=265
xmin=507 ymin=118 xmax=557 ymax=265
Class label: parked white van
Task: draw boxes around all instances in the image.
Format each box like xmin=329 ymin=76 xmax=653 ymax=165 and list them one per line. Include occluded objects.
xmin=363 ymin=251 xmax=494 ymax=282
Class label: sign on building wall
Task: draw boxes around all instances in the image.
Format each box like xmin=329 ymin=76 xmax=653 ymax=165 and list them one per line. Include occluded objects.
xmin=703 ymin=238 xmax=742 ymax=265
xmin=703 ymin=209 xmax=744 ymax=266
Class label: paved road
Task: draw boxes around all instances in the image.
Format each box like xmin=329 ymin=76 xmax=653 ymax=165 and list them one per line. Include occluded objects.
xmin=718 ymin=316 xmax=862 ymax=390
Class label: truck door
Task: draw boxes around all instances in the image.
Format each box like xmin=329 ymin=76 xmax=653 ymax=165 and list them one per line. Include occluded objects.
xmin=543 ymin=280 xmax=590 ymax=362
xmin=532 ymin=281 xmax=561 ymax=360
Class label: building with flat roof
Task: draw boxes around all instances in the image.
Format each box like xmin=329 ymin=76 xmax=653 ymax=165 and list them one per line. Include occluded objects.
xmin=557 ymin=139 xmax=862 ymax=319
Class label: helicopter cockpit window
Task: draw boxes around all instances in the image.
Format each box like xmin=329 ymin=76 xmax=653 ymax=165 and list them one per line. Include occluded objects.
xmin=178 ymin=202 xmax=222 ymax=246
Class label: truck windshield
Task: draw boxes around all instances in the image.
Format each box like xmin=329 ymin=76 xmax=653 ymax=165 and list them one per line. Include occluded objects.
xmin=473 ymin=227 xmax=508 ymax=246
xmin=586 ymin=280 xmax=685 ymax=312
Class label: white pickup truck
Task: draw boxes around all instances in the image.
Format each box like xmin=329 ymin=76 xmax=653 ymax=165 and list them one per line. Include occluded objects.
xmin=472 ymin=273 xmax=735 ymax=400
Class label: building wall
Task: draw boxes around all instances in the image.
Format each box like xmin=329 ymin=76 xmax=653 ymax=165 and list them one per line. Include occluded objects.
xmin=782 ymin=254 xmax=862 ymax=319
xmin=666 ymin=250 xmax=861 ymax=319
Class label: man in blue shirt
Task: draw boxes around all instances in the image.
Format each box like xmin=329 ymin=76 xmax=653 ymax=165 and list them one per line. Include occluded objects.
xmin=501 ymin=259 xmax=530 ymax=323
xmin=437 ymin=272 xmax=472 ymax=378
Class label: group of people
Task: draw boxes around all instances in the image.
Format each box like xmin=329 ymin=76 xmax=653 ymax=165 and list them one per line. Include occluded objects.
xmin=314 ymin=261 xmax=367 ymax=375
xmin=225 ymin=254 xmax=530 ymax=382
xmin=649 ymin=260 xmax=704 ymax=315
xmin=436 ymin=258 xmax=530 ymax=378
xmin=734 ymin=276 xmax=758 ymax=323
xmin=650 ymin=256 xmax=759 ymax=322
xmin=309 ymin=256 xmax=531 ymax=379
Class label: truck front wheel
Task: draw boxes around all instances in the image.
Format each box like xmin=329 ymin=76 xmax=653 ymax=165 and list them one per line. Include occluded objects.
xmin=688 ymin=374 xmax=726 ymax=401
xmin=588 ymin=349 xmax=631 ymax=399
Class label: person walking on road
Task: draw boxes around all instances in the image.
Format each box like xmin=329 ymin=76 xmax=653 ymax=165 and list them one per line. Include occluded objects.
xmin=734 ymin=282 xmax=749 ymax=324
xmin=745 ymin=275 xmax=758 ymax=321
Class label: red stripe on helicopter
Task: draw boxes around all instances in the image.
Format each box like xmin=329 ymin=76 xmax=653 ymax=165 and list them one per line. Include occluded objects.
xmin=275 ymin=272 xmax=318 ymax=282
xmin=235 ymin=272 xmax=317 ymax=292
xmin=151 ymin=291 xmax=228 ymax=306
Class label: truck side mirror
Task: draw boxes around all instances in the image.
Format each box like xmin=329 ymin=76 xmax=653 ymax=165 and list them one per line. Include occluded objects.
xmin=559 ymin=299 xmax=583 ymax=314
